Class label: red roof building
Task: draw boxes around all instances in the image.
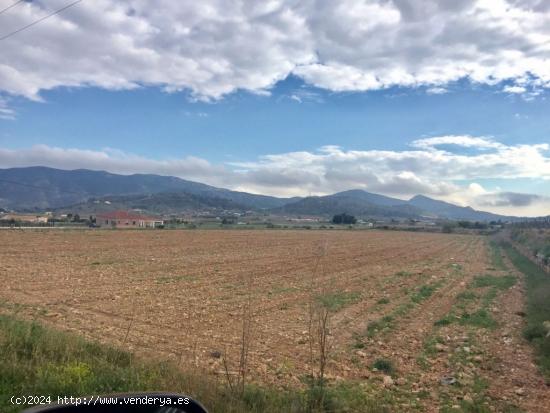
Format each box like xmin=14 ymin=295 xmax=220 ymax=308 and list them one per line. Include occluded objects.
xmin=96 ymin=211 xmax=163 ymax=228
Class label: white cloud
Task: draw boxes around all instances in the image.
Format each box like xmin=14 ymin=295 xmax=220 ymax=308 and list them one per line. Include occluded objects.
xmin=426 ymin=87 xmax=448 ymax=95
xmin=286 ymin=88 xmax=324 ymax=103
xmin=1 ymin=0 xmax=550 ymax=100
xmin=0 ymin=97 xmax=15 ymax=120
xmin=470 ymin=188 xmax=550 ymax=216
xmin=411 ymin=135 xmax=504 ymax=150
xmin=2 ymin=135 xmax=550 ymax=215
xmin=503 ymin=85 xmax=527 ymax=94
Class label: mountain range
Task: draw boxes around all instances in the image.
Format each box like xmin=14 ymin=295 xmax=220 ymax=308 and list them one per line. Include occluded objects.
xmin=0 ymin=166 xmax=519 ymax=221
xmin=0 ymin=166 xmax=294 ymax=210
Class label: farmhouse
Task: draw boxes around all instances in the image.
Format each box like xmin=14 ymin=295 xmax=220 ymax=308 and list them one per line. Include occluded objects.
xmin=96 ymin=211 xmax=163 ymax=228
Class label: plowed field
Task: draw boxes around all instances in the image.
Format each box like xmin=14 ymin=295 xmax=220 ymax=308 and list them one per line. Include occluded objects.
xmin=1 ymin=230 xmax=547 ymax=412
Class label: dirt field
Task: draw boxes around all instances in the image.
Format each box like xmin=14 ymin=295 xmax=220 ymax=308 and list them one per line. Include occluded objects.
xmin=1 ymin=229 xmax=548 ymax=412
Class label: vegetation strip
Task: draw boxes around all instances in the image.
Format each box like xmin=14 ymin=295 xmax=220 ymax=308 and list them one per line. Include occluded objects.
xmin=0 ymin=313 xmax=397 ymax=413
xmin=503 ymin=243 xmax=550 ymax=379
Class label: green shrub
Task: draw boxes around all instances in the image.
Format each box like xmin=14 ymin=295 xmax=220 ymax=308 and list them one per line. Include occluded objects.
xmin=372 ymin=359 xmax=395 ymax=375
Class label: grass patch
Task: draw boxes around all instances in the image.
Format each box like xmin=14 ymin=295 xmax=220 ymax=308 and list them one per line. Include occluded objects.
xmin=489 ymin=241 xmax=507 ymax=270
xmin=449 ymin=263 xmax=463 ymax=271
xmin=351 ymin=332 xmax=366 ymax=349
xmin=366 ymin=316 xmax=394 ymax=337
xmin=434 ymin=316 xmax=453 ymax=327
xmin=504 ymin=243 xmax=550 ymax=379
xmin=268 ymin=286 xmax=298 ymax=296
xmin=392 ymin=302 xmax=414 ymax=317
xmin=458 ymin=309 xmax=497 ymax=329
xmin=156 ymin=275 xmax=195 ymax=284
xmin=377 ymin=298 xmax=390 ymax=305
xmin=423 ymin=335 xmax=445 ymax=357
xmin=316 ymin=291 xmax=361 ymax=312
xmin=456 ymin=291 xmax=477 ymax=301
xmin=368 ymin=283 xmax=439 ymax=338
xmin=411 ymin=284 xmax=436 ymax=303
xmin=0 ymin=314 xmax=390 ymax=413
xmin=472 ymin=274 xmax=516 ymax=290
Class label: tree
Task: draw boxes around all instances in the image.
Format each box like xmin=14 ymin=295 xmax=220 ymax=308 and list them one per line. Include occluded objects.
xmin=442 ymin=223 xmax=455 ymax=233
xmin=332 ymin=213 xmax=357 ymax=225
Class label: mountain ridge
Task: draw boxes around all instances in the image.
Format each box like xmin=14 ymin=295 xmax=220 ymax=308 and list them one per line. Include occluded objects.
xmin=0 ymin=166 xmax=523 ymax=221
xmin=0 ymin=166 xmax=296 ymax=210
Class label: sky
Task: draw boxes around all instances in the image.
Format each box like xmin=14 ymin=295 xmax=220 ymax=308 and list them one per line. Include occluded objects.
xmin=1 ymin=0 xmax=550 ymax=216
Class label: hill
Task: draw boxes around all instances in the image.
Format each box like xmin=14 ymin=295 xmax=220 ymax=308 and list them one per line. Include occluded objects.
xmin=272 ymin=191 xmax=422 ymax=219
xmin=0 ymin=167 xmax=524 ymax=221
xmin=408 ymin=195 xmax=513 ymax=221
xmin=274 ymin=190 xmax=519 ymax=222
xmin=0 ymin=167 xmax=295 ymax=210
xmin=60 ymin=192 xmax=250 ymax=215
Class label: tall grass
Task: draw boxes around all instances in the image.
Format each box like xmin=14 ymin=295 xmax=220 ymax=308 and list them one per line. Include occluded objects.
xmin=489 ymin=241 xmax=507 ymax=270
xmin=0 ymin=314 xmax=242 ymax=413
xmin=0 ymin=314 xmax=388 ymax=412
xmin=503 ymin=243 xmax=550 ymax=379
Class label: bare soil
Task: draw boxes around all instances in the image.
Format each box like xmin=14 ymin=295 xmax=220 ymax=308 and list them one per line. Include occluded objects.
xmin=0 ymin=229 xmax=547 ymax=411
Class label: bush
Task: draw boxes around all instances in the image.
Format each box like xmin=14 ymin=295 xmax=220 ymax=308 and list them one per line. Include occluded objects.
xmin=442 ymin=223 xmax=455 ymax=233
xmin=523 ymin=324 xmax=546 ymax=341
xmin=372 ymin=358 xmax=395 ymax=375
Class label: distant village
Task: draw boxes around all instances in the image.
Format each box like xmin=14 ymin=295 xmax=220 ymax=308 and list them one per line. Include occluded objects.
xmin=0 ymin=208 xmax=510 ymax=234
xmin=0 ymin=210 xmax=164 ymax=228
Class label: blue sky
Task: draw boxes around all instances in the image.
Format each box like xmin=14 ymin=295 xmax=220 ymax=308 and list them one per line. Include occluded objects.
xmin=1 ymin=0 xmax=550 ymax=216
xmin=2 ymin=77 xmax=550 ymax=162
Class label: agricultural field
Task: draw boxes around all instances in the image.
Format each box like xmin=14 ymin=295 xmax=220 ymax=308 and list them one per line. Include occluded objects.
xmin=1 ymin=229 xmax=549 ymax=412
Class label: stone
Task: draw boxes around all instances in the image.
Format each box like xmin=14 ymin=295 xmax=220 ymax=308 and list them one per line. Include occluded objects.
xmin=463 ymin=394 xmax=473 ymax=403
xmin=209 ymin=350 xmax=222 ymax=359
xmin=440 ymin=376 xmax=457 ymax=385
xmin=383 ymin=375 xmax=394 ymax=387
xmin=515 ymin=388 xmax=525 ymax=396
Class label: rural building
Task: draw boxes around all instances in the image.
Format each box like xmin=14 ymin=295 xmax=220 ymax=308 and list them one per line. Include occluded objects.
xmin=0 ymin=213 xmax=49 ymax=223
xmin=96 ymin=211 xmax=163 ymax=228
